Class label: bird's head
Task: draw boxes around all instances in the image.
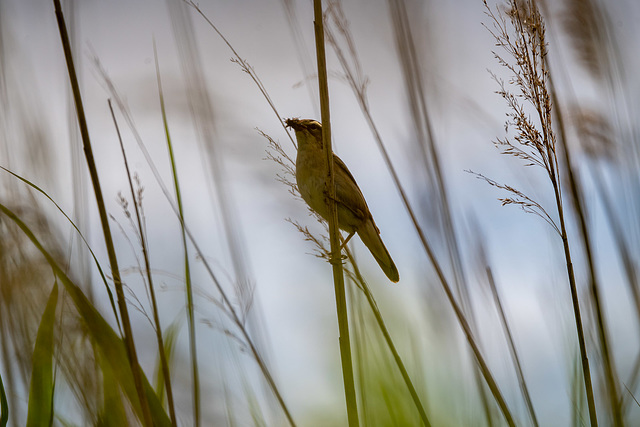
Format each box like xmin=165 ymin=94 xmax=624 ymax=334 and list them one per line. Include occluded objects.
xmin=285 ymin=118 xmax=323 ymax=149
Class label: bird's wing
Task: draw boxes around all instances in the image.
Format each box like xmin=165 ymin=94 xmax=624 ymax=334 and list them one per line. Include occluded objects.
xmin=333 ymin=154 xmax=369 ymax=222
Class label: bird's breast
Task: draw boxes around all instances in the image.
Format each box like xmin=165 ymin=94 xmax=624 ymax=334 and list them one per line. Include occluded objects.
xmin=296 ymin=148 xmax=329 ymax=218
xmin=296 ymin=146 xmax=362 ymax=234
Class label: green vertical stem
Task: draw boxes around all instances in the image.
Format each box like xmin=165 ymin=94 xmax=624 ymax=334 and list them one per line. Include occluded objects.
xmin=108 ymin=99 xmax=178 ymax=426
xmin=347 ymin=97 xmax=516 ymax=427
xmin=52 ymin=1 xmax=153 ymax=425
xmin=153 ymin=43 xmax=195 ymax=427
xmin=323 ymin=10 xmax=514 ymax=423
xmin=551 ymin=177 xmax=598 ymax=427
xmin=313 ymin=1 xmax=359 ymax=426
xmin=549 ymin=73 xmax=621 ymax=426
xmin=344 ymin=247 xmax=431 ymax=426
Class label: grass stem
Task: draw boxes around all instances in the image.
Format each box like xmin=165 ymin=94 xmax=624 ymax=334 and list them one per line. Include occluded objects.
xmin=52 ymin=1 xmax=153 ymax=424
xmin=153 ymin=41 xmax=197 ymax=427
xmin=313 ymin=1 xmax=359 ymax=425
xmin=345 ymin=247 xmax=431 ymax=426
xmin=108 ymin=99 xmax=178 ymax=426
xmin=549 ymin=73 xmax=620 ymax=426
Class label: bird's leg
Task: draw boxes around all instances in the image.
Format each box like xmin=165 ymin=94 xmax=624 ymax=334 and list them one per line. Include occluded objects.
xmin=327 ymin=232 xmax=352 ymax=263
xmin=322 ymin=183 xmax=349 ymax=262
xmin=327 ymin=232 xmax=353 ymax=268
xmin=340 ymin=231 xmax=355 ymax=251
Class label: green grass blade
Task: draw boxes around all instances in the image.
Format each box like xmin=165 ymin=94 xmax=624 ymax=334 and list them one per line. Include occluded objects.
xmin=0 ymin=165 xmax=120 ymax=332
xmin=0 ymin=369 xmax=7 ymax=427
xmin=26 ymin=282 xmax=58 ymax=427
xmin=153 ymin=320 xmax=180 ymax=406
xmin=153 ymin=43 xmax=198 ymax=425
xmin=96 ymin=345 xmax=129 ymax=427
xmin=0 ymin=203 xmax=171 ymax=427
xmin=108 ymin=95 xmax=177 ymax=425
xmin=345 ymin=247 xmax=431 ymax=426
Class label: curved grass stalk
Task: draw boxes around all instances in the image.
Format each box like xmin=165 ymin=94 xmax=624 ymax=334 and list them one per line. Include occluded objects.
xmin=344 ymin=247 xmax=431 ymax=427
xmin=0 ymin=165 xmax=120 ymax=332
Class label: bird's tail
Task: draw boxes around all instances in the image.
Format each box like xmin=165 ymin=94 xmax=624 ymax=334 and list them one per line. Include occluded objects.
xmin=357 ymin=218 xmax=399 ymax=283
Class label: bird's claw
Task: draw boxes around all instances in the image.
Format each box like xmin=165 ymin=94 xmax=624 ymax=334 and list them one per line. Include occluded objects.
xmin=328 ymin=253 xmax=348 ymax=266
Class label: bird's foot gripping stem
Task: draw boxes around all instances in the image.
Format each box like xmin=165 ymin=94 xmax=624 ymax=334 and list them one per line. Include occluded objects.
xmin=328 ymin=231 xmax=354 ymax=267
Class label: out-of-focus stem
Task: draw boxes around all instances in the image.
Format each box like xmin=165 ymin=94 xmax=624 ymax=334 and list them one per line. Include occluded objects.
xmin=52 ymin=1 xmax=153 ymax=425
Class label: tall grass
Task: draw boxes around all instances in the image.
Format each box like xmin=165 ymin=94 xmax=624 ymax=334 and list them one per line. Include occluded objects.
xmin=312 ymin=1 xmax=359 ymax=426
xmin=478 ymin=0 xmax=598 ymax=424
xmin=0 ymin=0 xmax=638 ymax=425
xmin=53 ymin=0 xmax=154 ymax=424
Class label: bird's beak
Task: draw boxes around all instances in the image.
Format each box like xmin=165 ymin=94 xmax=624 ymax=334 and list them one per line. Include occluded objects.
xmin=285 ymin=118 xmax=303 ymax=131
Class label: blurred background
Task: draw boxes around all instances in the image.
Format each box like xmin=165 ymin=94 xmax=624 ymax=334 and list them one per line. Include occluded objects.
xmin=1 ymin=0 xmax=639 ymax=425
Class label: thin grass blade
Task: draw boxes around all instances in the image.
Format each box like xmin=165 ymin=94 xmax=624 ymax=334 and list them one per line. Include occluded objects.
xmin=0 ymin=203 xmax=172 ymax=427
xmin=26 ymin=282 xmax=58 ymax=427
xmin=96 ymin=347 xmax=128 ymax=426
xmin=0 ymin=369 xmax=7 ymax=427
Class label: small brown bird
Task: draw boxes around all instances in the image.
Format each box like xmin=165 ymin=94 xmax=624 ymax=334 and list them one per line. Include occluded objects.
xmin=286 ymin=118 xmax=399 ymax=283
